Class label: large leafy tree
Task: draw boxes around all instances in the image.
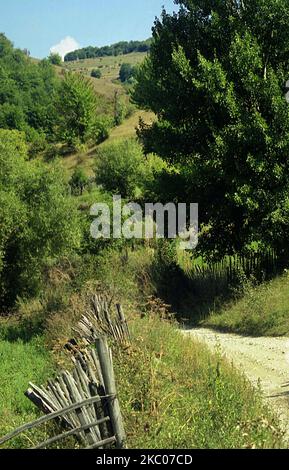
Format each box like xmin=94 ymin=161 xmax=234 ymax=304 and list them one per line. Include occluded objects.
xmin=133 ymin=0 xmax=289 ymax=257
xmin=0 ymin=130 xmax=81 ymax=307
xmin=56 ymin=72 xmax=99 ymax=147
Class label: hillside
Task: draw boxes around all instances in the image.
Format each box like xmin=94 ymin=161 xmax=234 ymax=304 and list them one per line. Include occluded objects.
xmin=59 ymin=50 xmax=154 ymax=176
xmin=63 ymin=51 xmax=146 ymax=99
xmin=64 ymin=38 xmax=151 ymax=61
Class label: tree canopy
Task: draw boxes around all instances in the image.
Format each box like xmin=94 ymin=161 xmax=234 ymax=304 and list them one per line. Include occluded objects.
xmin=119 ymin=63 xmax=137 ymax=83
xmin=0 ymin=34 xmax=59 ymax=143
xmin=133 ymin=0 xmax=289 ymax=257
xmin=55 ymin=72 xmax=99 ymax=147
xmin=0 ymin=129 xmax=81 ymax=307
xmin=64 ymin=39 xmax=152 ymax=62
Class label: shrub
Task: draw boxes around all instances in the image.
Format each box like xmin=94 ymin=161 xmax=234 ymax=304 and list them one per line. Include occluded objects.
xmin=91 ymin=69 xmax=102 ymax=79
xmin=94 ymin=139 xmax=146 ymax=199
xmin=48 ymin=53 xmax=62 ymax=66
xmin=119 ymin=63 xmax=136 ymax=83
xmin=25 ymin=127 xmax=48 ymax=158
xmin=69 ymin=168 xmax=89 ymax=195
xmin=0 ymin=129 xmax=82 ymax=307
xmin=92 ymin=116 xmax=111 ymax=144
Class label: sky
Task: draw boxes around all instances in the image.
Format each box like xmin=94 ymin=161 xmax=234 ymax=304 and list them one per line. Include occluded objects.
xmin=0 ymin=0 xmax=177 ymax=59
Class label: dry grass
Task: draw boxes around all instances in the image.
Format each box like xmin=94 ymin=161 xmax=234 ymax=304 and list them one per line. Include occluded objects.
xmin=106 ymin=110 xmax=155 ymax=141
xmin=63 ymin=52 xmax=146 ymax=102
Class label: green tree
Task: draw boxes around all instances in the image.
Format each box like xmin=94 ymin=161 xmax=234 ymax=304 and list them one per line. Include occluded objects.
xmin=119 ymin=63 xmax=136 ymax=83
xmin=133 ymin=1 xmax=289 ymax=258
xmin=48 ymin=52 xmax=62 ymax=65
xmin=0 ymin=34 xmax=59 ymax=143
xmin=91 ymin=68 xmax=102 ymax=79
xmin=0 ymin=130 xmax=81 ymax=307
xmin=70 ymin=167 xmax=89 ymax=195
xmin=94 ymin=139 xmax=146 ymax=199
xmin=56 ymin=72 xmax=98 ymax=147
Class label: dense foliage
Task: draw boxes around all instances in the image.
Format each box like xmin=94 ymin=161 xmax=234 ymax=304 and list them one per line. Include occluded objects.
xmin=134 ymin=0 xmax=289 ymax=258
xmin=55 ymin=72 xmax=110 ymax=147
xmin=91 ymin=68 xmax=102 ymax=79
xmin=48 ymin=52 xmax=62 ymax=65
xmin=94 ymin=139 xmax=146 ymax=199
xmin=0 ymin=129 xmax=81 ymax=307
xmin=119 ymin=63 xmax=137 ymax=83
xmin=64 ymin=38 xmax=151 ymax=62
xmin=0 ymin=34 xmax=58 ymax=145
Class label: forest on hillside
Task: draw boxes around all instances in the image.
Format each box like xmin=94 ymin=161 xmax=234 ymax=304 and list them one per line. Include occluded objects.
xmin=64 ymin=38 xmax=152 ymax=62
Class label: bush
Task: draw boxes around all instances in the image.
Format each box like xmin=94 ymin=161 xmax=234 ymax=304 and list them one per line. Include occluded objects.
xmin=25 ymin=127 xmax=48 ymax=158
xmin=119 ymin=63 xmax=136 ymax=83
xmin=91 ymin=69 xmax=102 ymax=79
xmin=48 ymin=53 xmax=62 ymax=66
xmin=94 ymin=139 xmax=146 ymax=199
xmin=92 ymin=116 xmax=111 ymax=144
xmin=0 ymin=129 xmax=82 ymax=307
xmin=69 ymin=168 xmax=89 ymax=195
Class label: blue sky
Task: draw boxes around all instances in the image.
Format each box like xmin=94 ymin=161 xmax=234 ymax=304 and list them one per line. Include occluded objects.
xmin=1 ymin=0 xmax=177 ymax=58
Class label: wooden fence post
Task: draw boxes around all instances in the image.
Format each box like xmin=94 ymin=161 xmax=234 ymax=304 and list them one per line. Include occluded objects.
xmin=96 ymin=337 xmax=126 ymax=449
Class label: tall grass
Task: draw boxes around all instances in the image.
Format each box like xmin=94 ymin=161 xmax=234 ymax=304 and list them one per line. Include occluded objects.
xmin=205 ymin=273 xmax=289 ymax=336
xmin=115 ymin=314 xmax=284 ymax=448
xmin=0 ymin=335 xmax=54 ymax=447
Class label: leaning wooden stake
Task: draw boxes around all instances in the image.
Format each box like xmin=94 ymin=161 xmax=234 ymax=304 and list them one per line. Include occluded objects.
xmin=96 ymin=337 xmax=126 ymax=449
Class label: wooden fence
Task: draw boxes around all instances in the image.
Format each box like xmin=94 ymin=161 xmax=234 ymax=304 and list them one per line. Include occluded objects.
xmin=72 ymin=294 xmax=130 ymax=347
xmin=0 ymin=335 xmax=126 ymax=449
xmin=187 ymin=249 xmax=281 ymax=299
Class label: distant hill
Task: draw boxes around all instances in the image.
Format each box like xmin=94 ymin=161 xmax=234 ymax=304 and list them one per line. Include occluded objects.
xmin=64 ymin=38 xmax=152 ymax=62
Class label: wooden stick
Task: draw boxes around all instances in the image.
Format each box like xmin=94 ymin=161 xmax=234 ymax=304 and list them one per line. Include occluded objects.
xmin=85 ymin=436 xmax=116 ymax=449
xmin=96 ymin=337 xmax=126 ymax=449
xmin=0 ymin=395 xmax=114 ymax=446
xmin=33 ymin=417 xmax=110 ymax=449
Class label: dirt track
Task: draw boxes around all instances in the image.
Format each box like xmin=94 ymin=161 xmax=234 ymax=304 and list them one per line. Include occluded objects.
xmin=184 ymin=327 xmax=289 ymax=439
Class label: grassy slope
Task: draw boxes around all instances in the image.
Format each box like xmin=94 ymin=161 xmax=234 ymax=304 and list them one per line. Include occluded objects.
xmin=107 ymin=109 xmax=155 ymax=141
xmin=115 ymin=314 xmax=284 ymax=448
xmin=0 ymin=314 xmax=284 ymax=449
xmin=204 ymin=273 xmax=289 ymax=336
xmin=0 ymin=335 xmax=54 ymax=447
xmin=63 ymin=52 xmax=146 ymax=79
xmin=64 ymin=52 xmax=146 ymax=103
xmin=61 ymin=110 xmax=155 ymax=177
xmin=59 ymin=51 xmax=154 ymax=177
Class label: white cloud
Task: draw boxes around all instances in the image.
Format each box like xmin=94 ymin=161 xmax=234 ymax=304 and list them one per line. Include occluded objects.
xmin=50 ymin=36 xmax=80 ymax=60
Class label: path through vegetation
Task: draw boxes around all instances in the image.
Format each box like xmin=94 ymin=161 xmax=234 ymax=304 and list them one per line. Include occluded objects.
xmin=184 ymin=327 xmax=289 ymax=440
